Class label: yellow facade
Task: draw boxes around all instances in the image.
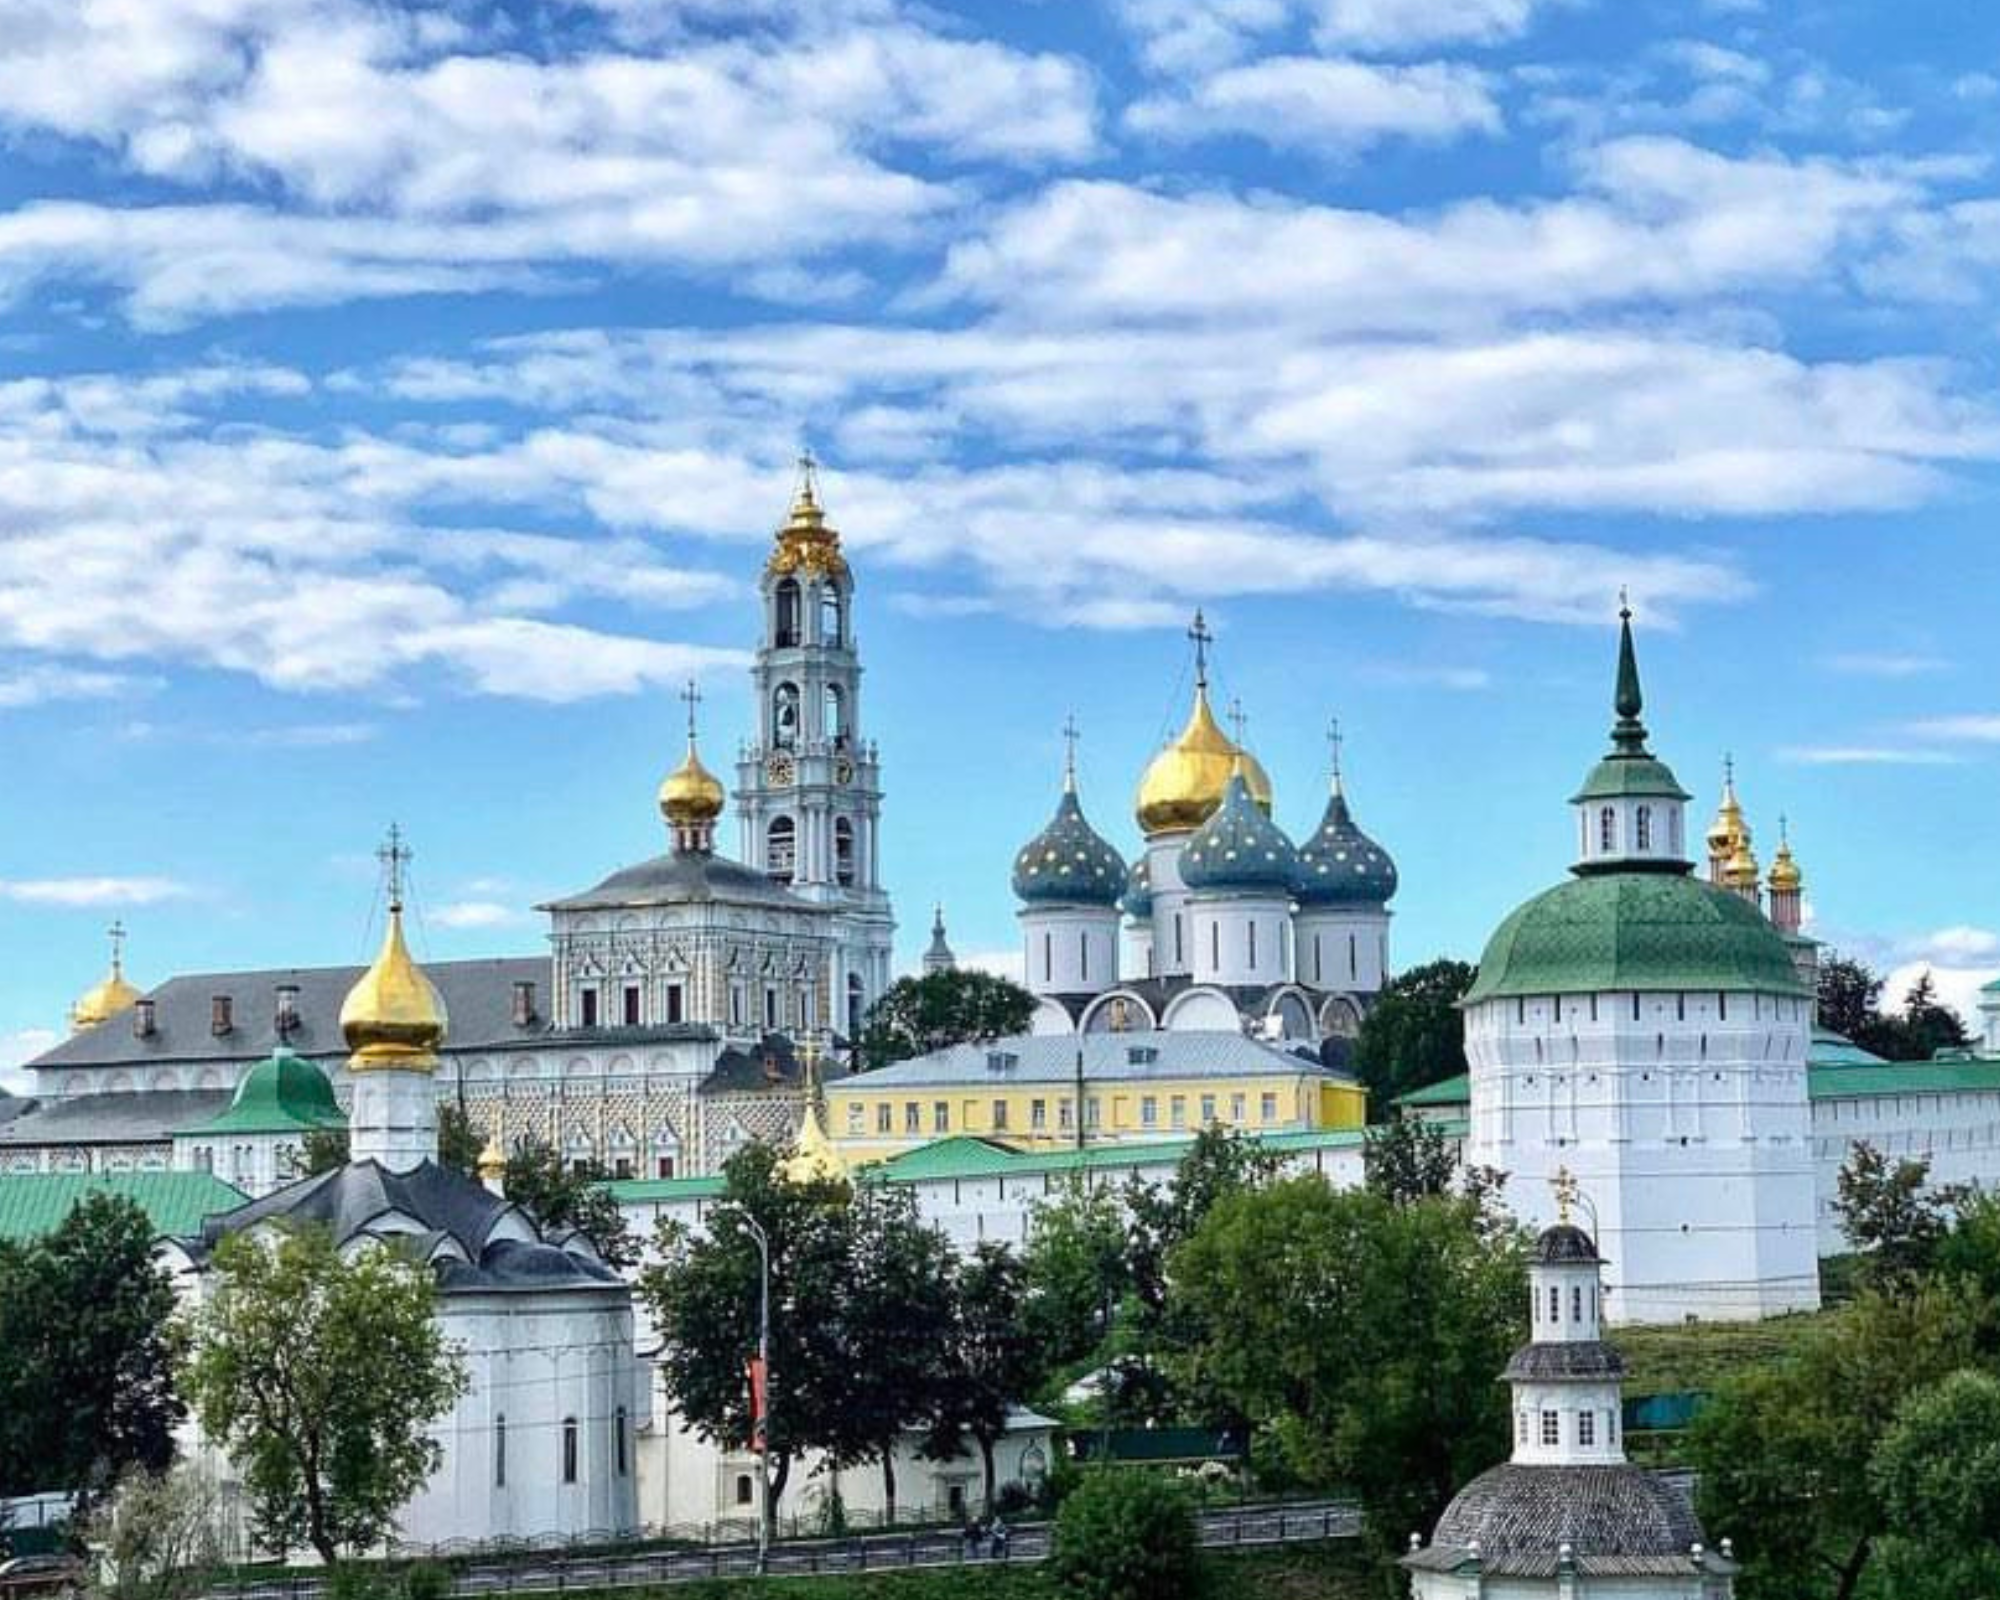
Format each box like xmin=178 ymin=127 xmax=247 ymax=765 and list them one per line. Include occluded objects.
xmin=829 ymin=1066 xmax=1367 ymax=1167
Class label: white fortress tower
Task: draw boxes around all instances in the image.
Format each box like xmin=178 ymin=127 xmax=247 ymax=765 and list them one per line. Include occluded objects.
xmin=1463 ymin=605 xmax=1821 ymax=1323
xmin=733 ymin=459 xmax=895 ymax=1041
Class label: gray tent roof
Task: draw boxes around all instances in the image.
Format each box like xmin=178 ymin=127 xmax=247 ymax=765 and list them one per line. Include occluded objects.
xmin=543 ymin=851 xmax=811 ymax=913
xmin=1407 ymin=1465 xmax=1726 ymax=1578
xmin=0 ymin=1089 xmax=229 ymax=1148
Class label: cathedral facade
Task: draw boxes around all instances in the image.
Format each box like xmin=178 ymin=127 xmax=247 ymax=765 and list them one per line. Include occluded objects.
xmin=3 ymin=468 xmax=894 ymax=1190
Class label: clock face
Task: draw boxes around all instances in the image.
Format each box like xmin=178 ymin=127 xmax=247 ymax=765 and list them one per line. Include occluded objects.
xmin=833 ymin=757 xmax=855 ymax=785
xmin=766 ymin=754 xmax=796 ymax=787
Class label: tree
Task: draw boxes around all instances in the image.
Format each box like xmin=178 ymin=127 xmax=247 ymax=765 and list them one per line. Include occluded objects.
xmin=502 ymin=1138 xmax=637 ymax=1268
xmin=854 ymin=970 xmax=1037 ymax=1070
xmin=1870 ymin=1368 xmax=2000 ymax=1600
xmin=1690 ymin=1280 xmax=1982 ymax=1600
xmin=83 ymin=1467 xmax=224 ymax=1600
xmin=924 ymin=1243 xmax=1043 ymax=1516
xmin=1170 ymin=1180 xmax=1525 ymax=1565
xmin=639 ymin=1143 xmax=857 ymax=1545
xmin=1833 ymin=1141 xmax=1965 ymax=1288
xmin=1818 ymin=955 xmax=1887 ymax=1049
xmin=1349 ymin=958 xmax=1474 ymax=1104
xmin=1363 ymin=1112 xmax=1463 ymax=1205
xmin=1897 ymin=970 xmax=1971 ymax=1059
xmin=182 ymin=1225 xmax=468 ymax=1563
xmin=1820 ymin=956 xmax=1973 ymax=1062
xmin=1022 ymin=1180 xmax=1136 ymax=1375
xmin=1048 ymin=1471 xmax=1198 ymax=1600
xmin=435 ymin=1101 xmax=482 ymax=1175
xmin=300 ymin=1127 xmax=349 ymax=1177
xmin=0 ymin=1193 xmax=183 ymax=1503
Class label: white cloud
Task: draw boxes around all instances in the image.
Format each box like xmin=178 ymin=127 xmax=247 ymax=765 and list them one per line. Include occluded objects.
xmin=428 ymin=900 xmax=531 ymax=931
xmin=1776 ymin=745 xmax=1964 ymax=766
xmin=1884 ymin=960 xmax=1995 ymax=1039
xmin=1115 ymin=0 xmax=1554 ymax=72
xmin=0 ymin=663 xmax=158 ymax=708
xmin=1909 ymin=714 xmax=2000 ymax=742
xmin=953 ymin=948 xmax=1026 ymax=984
xmin=1127 ymin=56 xmax=1502 ymax=152
xmin=1821 ymin=651 xmax=1947 ymax=677
xmin=0 ymin=876 xmax=194 ymax=907
xmin=0 ymin=1027 xmax=58 ymax=1097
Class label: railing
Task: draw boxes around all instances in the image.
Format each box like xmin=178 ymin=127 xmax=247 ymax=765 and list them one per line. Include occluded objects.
xmin=206 ymin=1499 xmax=1359 ymax=1599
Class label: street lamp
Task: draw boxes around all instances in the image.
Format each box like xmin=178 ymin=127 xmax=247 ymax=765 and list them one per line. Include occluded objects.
xmin=744 ymin=1214 xmax=773 ymax=1575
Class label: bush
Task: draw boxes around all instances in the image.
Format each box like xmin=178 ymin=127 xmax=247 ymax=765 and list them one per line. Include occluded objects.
xmin=1048 ymin=1471 xmax=1198 ymax=1600
xmin=400 ymin=1563 xmax=451 ymax=1600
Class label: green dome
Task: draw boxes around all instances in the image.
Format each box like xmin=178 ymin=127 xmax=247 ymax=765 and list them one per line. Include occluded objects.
xmin=1570 ymin=754 xmax=1690 ymax=803
xmin=1465 ymin=871 xmax=1810 ymax=1004
xmin=192 ymin=1047 xmax=347 ymax=1137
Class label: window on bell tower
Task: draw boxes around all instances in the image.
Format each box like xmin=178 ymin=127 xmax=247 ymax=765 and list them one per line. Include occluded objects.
xmin=821 ymin=587 xmax=843 ymax=646
xmin=775 ymin=579 xmax=801 ymax=648
xmin=772 ymin=682 xmax=801 ymax=749
xmin=766 ymin=817 xmax=796 ymax=883
xmin=824 ymin=683 xmax=846 ymax=746
xmin=834 ymin=818 xmax=856 ymax=887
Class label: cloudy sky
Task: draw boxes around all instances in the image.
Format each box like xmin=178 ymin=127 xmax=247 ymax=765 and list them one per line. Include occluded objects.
xmin=5 ymin=0 xmax=2000 ymax=1086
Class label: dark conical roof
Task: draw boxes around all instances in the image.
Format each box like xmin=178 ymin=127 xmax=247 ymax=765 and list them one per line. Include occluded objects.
xmin=1014 ymin=781 xmax=1126 ymax=907
xmin=1297 ymin=785 xmax=1397 ymax=907
xmin=1572 ymin=603 xmax=1690 ymax=811
xmin=1410 ymin=1464 xmax=1715 ymax=1577
xmin=1181 ymin=771 xmax=1300 ymax=895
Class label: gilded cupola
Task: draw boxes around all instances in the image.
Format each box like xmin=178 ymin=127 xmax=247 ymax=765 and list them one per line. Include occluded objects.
xmin=1706 ymin=757 xmax=1751 ymax=873
xmin=339 ymin=829 xmax=448 ymax=1069
xmin=766 ymin=452 xmax=849 ymax=582
xmin=1768 ymin=816 xmax=1803 ymax=894
xmin=70 ymin=921 xmax=142 ymax=1033
xmin=659 ymin=681 xmax=725 ymax=850
xmin=1133 ymin=612 xmax=1273 ymax=836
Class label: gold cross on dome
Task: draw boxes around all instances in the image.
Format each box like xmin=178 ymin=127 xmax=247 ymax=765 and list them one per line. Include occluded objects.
xmin=1552 ymin=1166 xmax=1578 ymax=1224
xmin=681 ymin=679 xmax=703 ymax=742
xmin=1061 ymin=714 xmax=1080 ymax=783
xmin=107 ymin=919 xmax=126 ymax=971
xmin=377 ymin=824 xmax=412 ymax=911
xmin=1187 ymin=610 xmax=1212 ymax=687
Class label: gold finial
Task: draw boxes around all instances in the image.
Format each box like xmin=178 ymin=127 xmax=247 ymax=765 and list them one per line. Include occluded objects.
xmin=1769 ymin=814 xmax=1803 ymax=892
xmin=1226 ymin=696 xmax=1248 ymax=748
xmin=767 ymin=450 xmax=847 ymax=579
xmin=1553 ymin=1166 xmax=1578 ymax=1224
xmin=1135 ymin=618 xmax=1273 ymax=834
xmin=659 ymin=679 xmax=725 ymax=832
xmin=781 ymin=1035 xmax=847 ymax=1185
xmin=477 ymin=1136 xmax=506 ymax=1181
xmin=340 ymin=828 xmax=448 ymax=1069
xmin=794 ymin=447 xmax=819 ymax=510
xmin=70 ymin=919 xmax=142 ymax=1032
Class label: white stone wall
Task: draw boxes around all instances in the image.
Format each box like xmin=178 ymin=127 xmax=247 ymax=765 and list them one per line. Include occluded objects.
xmin=1467 ymin=988 xmax=1820 ymax=1323
xmin=1019 ymin=907 xmax=1121 ymax=998
xmin=1144 ymin=835 xmax=1195 ymax=979
xmin=1572 ymin=795 xmax=1688 ymax=872
xmin=1186 ymin=896 xmax=1292 ymax=987
xmin=1809 ymin=1083 xmax=2000 ymax=1253
xmin=1293 ymin=910 xmax=1389 ymax=995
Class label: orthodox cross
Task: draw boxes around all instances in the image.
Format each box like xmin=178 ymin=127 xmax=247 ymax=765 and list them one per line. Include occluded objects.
xmin=378 ymin=824 xmax=412 ymax=912
xmin=1187 ymin=610 xmax=1212 ymax=688
xmin=1061 ymin=713 xmax=1081 ymax=784
xmin=107 ymin=919 xmax=127 ymax=973
xmin=1327 ymin=717 xmax=1344 ymax=783
xmin=682 ymin=679 xmax=703 ymax=744
xmin=1227 ymin=697 xmax=1248 ymax=747
xmin=795 ymin=446 xmax=819 ymax=504
xmin=1552 ymin=1165 xmax=1578 ymax=1224
xmin=1618 ymin=583 xmax=1630 ymax=620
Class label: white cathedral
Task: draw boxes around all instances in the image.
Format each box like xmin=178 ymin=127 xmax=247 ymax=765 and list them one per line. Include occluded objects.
xmin=1012 ymin=615 xmax=1398 ymax=1051
xmin=2 ymin=464 xmax=896 ymax=1191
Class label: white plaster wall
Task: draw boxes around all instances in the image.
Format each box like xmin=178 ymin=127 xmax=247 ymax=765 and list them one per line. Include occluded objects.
xmin=1019 ymin=908 xmax=1120 ymax=998
xmin=1145 ymin=837 xmax=1194 ymax=978
xmin=1294 ymin=911 xmax=1389 ymax=995
xmin=1467 ymin=989 xmax=1820 ymax=1324
xmin=1186 ymin=897 xmax=1291 ymax=986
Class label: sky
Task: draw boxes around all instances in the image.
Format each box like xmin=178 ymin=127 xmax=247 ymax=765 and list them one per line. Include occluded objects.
xmin=5 ymin=0 xmax=2000 ymax=1090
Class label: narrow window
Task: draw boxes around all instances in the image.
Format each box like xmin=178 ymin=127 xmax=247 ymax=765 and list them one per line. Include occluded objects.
xmin=562 ymin=1417 xmax=578 ymax=1484
xmin=1058 ymin=1098 xmax=1073 ymax=1131
xmin=1590 ymin=994 xmax=1599 ymax=1023
xmin=495 ymin=1416 xmax=507 ymax=1488
xmin=1636 ymin=805 xmax=1652 ymax=851
xmin=905 ymin=1102 xmax=921 ymax=1133
xmin=1578 ymin=1410 xmax=1596 ymax=1448
xmin=1031 ymin=1098 xmax=1048 ymax=1131
xmin=935 ymin=1102 xmax=950 ymax=1132
xmin=877 ymin=1103 xmax=892 ymax=1134
xmin=1541 ymin=1411 xmax=1560 ymax=1447
xmin=1043 ymin=931 xmax=1053 ymax=983
xmin=1676 ymin=993 xmax=1686 ymax=1022
xmin=764 ymin=987 xmax=778 ymax=1029
xmin=616 ymin=1407 xmax=629 ymax=1477
xmin=1718 ymin=992 xmax=1728 ymax=1021
xmin=1260 ymin=1092 xmax=1278 ymax=1123
xmin=1170 ymin=1095 xmax=1186 ymax=1129
xmin=1572 ymin=1284 xmax=1583 ymax=1322
xmin=1174 ymin=915 xmax=1184 ymax=965
xmin=580 ymin=988 xmax=599 ymax=1029
xmin=1608 ymin=1409 xmax=1619 ymax=1445
xmin=1247 ymin=921 xmax=1257 ymax=969
xmin=1313 ymin=935 xmax=1323 ymax=984
xmin=993 ymin=1100 xmax=1009 ymax=1131
xmin=1348 ymin=932 xmax=1358 ymax=980
xmin=1080 ymin=931 xmax=1089 ymax=983
xmin=1549 ymin=1285 xmax=1560 ymax=1321
xmin=666 ymin=984 xmax=684 ymax=1025
xmin=1142 ymin=1096 xmax=1158 ymax=1127
xmin=1517 ymin=1411 xmax=1528 ymax=1444
xmin=1632 ymin=992 xmax=1641 ymax=1021
xmin=1230 ymin=1093 xmax=1246 ymax=1122
xmin=1210 ymin=921 xmax=1220 ymax=971
xmin=623 ymin=985 xmax=641 ymax=1027
xmin=735 ymin=1474 xmax=754 ymax=1507
xmin=1599 ymin=806 xmax=1616 ymax=852
xmin=1200 ymin=1094 xmax=1216 ymax=1123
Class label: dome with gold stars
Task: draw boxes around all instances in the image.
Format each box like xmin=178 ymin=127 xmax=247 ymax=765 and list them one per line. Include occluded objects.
xmin=1134 ymin=682 xmax=1273 ymax=835
xmin=339 ymin=903 xmax=448 ymax=1068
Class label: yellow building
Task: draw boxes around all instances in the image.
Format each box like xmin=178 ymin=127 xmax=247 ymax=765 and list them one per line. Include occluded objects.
xmin=829 ymin=1031 xmax=1366 ymax=1166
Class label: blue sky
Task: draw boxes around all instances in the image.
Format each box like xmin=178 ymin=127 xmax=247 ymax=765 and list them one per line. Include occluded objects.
xmin=6 ymin=0 xmax=2000 ymax=1086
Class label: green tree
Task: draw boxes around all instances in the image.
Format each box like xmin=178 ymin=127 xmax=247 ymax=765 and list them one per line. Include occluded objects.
xmin=854 ymin=970 xmax=1037 ymax=1070
xmin=1896 ymin=970 xmax=1971 ymax=1059
xmin=83 ymin=1466 xmax=223 ymax=1600
xmin=1691 ymin=1280 xmax=1982 ymax=1600
xmin=182 ymin=1225 xmax=468 ymax=1564
xmin=1362 ymin=1112 xmax=1461 ymax=1205
xmin=1833 ymin=1141 xmax=1965 ymax=1289
xmin=1048 ymin=1471 xmax=1199 ymax=1600
xmin=924 ymin=1243 xmax=1043 ymax=1517
xmin=0 ymin=1193 xmax=183 ymax=1503
xmin=300 ymin=1127 xmax=349 ymax=1177
xmin=1818 ymin=954 xmax=1888 ymax=1050
xmin=1349 ymin=958 xmax=1474 ymax=1104
xmin=1022 ymin=1180 xmax=1135 ymax=1375
xmin=1171 ymin=1180 xmax=1525 ymax=1565
xmin=434 ymin=1101 xmax=483 ymax=1175
xmin=502 ymin=1137 xmax=637 ymax=1268
xmin=1871 ymin=1368 xmax=2000 ymax=1600
xmin=639 ymin=1143 xmax=856 ymax=1544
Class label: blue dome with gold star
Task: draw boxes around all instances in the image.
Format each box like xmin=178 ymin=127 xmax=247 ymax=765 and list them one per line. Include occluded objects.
xmin=1120 ymin=855 xmax=1154 ymax=919
xmin=1181 ymin=770 xmax=1301 ymax=895
xmin=1297 ymin=787 xmax=1398 ymax=907
xmin=1013 ymin=781 xmax=1126 ymax=907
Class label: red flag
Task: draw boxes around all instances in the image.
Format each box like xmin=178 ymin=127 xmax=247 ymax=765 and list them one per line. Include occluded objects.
xmin=747 ymin=1356 xmax=768 ymax=1452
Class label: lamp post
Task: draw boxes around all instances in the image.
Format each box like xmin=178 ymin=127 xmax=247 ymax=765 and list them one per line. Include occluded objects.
xmin=745 ymin=1214 xmax=773 ymax=1574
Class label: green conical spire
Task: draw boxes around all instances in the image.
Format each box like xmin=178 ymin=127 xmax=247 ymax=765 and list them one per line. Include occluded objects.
xmin=1610 ymin=597 xmax=1648 ymax=755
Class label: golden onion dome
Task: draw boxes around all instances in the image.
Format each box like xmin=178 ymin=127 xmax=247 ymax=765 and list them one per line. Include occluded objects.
xmin=1723 ymin=839 xmax=1761 ymax=890
xmin=1134 ymin=684 xmax=1273 ymax=836
xmin=1706 ymin=761 xmax=1749 ymax=859
xmin=766 ymin=462 xmax=849 ymax=582
xmin=658 ymin=741 xmax=726 ymax=826
xmin=339 ymin=904 xmax=448 ymax=1068
xmin=70 ymin=962 xmax=142 ymax=1032
xmin=1768 ymin=819 xmax=1804 ymax=893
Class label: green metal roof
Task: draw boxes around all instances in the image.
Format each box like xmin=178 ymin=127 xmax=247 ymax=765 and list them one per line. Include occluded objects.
xmin=1810 ymin=1057 xmax=2000 ymax=1100
xmin=603 ymin=1174 xmax=727 ymax=1204
xmin=1809 ymin=1027 xmax=1889 ymax=1069
xmin=1465 ymin=871 xmax=1810 ymax=1005
xmin=185 ymin=1047 xmax=346 ymax=1137
xmin=1396 ymin=1073 xmax=1471 ymax=1109
xmin=0 ymin=1171 xmax=248 ymax=1243
xmin=1569 ymin=755 xmax=1691 ymax=804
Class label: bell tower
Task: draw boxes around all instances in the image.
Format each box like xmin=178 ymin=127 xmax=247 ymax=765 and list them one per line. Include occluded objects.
xmin=734 ymin=456 xmax=894 ymax=1045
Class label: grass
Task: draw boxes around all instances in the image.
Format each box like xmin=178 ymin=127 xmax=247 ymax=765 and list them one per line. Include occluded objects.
xmin=540 ymin=1544 xmax=1379 ymax=1600
xmin=1615 ymin=1309 xmax=1834 ymax=1399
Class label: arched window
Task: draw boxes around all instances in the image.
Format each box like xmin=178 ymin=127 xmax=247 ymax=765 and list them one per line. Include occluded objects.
xmin=766 ymin=817 xmax=796 ymax=883
xmin=834 ymin=817 xmax=856 ymax=887
xmin=1635 ymin=804 xmax=1652 ymax=851
xmin=824 ymin=683 xmax=846 ymax=746
xmin=772 ymin=682 xmax=801 ymax=749
xmin=561 ymin=1416 xmax=579 ymax=1484
xmin=1599 ymin=806 xmax=1616 ymax=852
xmin=820 ymin=586 xmax=844 ymax=646
xmin=774 ymin=579 xmax=801 ymax=647
xmin=847 ymin=972 xmax=866 ymax=1040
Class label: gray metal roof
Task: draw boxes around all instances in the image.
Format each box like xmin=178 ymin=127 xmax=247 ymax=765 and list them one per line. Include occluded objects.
xmin=1408 ymin=1464 xmax=1720 ymax=1577
xmin=845 ymin=1030 xmax=1348 ymax=1090
xmin=0 ymin=1089 xmax=229 ymax=1148
xmin=1502 ymin=1342 xmax=1627 ymax=1382
xmin=27 ymin=957 xmax=549 ymax=1072
xmin=543 ymin=850 xmax=812 ymax=913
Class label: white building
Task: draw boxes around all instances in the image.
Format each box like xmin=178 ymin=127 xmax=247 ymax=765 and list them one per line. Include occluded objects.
xmin=1404 ymin=1219 xmax=1738 ymax=1597
xmin=1462 ymin=608 xmax=1820 ymax=1324
xmin=164 ymin=882 xmax=643 ymax=1553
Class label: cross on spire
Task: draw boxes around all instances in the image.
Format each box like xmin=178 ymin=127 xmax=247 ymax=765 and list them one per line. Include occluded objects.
xmin=1552 ymin=1165 xmax=1578 ymax=1225
xmin=107 ymin=919 xmax=126 ymax=974
xmin=1227 ymin=696 xmax=1248 ymax=747
xmin=1327 ymin=717 xmax=1344 ymax=783
xmin=795 ymin=446 xmax=819 ymax=507
xmin=1618 ymin=584 xmax=1630 ymax=620
xmin=378 ymin=824 xmax=412 ymax=913
xmin=1187 ymin=609 xmax=1212 ymax=689
xmin=1061 ymin=713 xmax=1080 ymax=788
xmin=681 ymin=678 xmax=703 ymax=745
